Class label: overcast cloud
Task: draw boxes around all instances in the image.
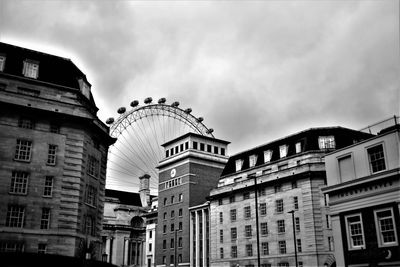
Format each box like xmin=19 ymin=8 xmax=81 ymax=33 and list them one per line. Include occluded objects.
xmin=1 ymin=1 xmax=398 ymax=158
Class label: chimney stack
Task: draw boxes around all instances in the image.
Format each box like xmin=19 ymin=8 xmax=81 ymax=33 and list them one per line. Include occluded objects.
xmin=139 ymin=174 xmax=151 ymax=208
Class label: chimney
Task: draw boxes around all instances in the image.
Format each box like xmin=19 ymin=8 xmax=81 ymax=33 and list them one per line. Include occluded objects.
xmin=139 ymin=174 xmax=151 ymax=208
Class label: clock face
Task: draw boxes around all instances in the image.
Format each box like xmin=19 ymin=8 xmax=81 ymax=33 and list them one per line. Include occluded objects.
xmin=170 ymin=168 xmax=176 ymax=178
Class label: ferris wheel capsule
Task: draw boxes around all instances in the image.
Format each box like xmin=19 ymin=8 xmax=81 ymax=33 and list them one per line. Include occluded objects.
xmin=206 ymin=128 xmax=214 ymax=134
xmin=117 ymin=107 xmax=126 ymax=114
xmin=171 ymin=101 xmax=180 ymax=107
xmin=106 ymin=117 xmax=115 ymax=124
xmin=144 ymin=97 xmax=153 ymax=104
xmin=184 ymin=108 xmax=192 ymax=114
xmin=158 ymin=98 xmax=166 ymax=104
xmin=130 ymin=100 xmax=139 ymax=107
xmin=196 ymin=117 xmax=204 ymax=122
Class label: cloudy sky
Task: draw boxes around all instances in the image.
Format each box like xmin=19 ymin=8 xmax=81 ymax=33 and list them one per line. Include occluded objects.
xmin=1 ymin=1 xmax=399 ymax=191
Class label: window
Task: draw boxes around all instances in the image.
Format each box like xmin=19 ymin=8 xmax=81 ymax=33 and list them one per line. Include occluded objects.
xmin=326 ymin=215 xmax=331 ymax=228
xmin=149 ymin=230 xmax=153 ymax=238
xmin=328 ymin=236 xmax=334 ymax=251
xmin=276 ymin=199 xmax=284 ymax=213
xmin=220 ymin=229 xmax=224 ymax=243
xmin=277 ymin=220 xmax=285 ymax=233
xmin=231 ymin=246 xmax=237 ymax=258
xmin=295 ymin=142 xmax=302 ymax=153
xmin=10 ymin=171 xmax=29 ymax=195
xmin=295 ymin=217 xmax=300 ymax=231
xmin=185 ymin=141 xmax=189 ymax=150
xmin=178 ymin=237 xmax=182 ymax=247
xmin=318 ymin=136 xmax=335 ymax=149
xmin=259 ymin=188 xmax=266 ymax=196
xmin=43 ymin=176 xmax=53 ymax=197
xmin=338 ymin=154 xmax=355 ymax=182
xmin=0 ymin=242 xmax=24 ymax=252
xmin=249 ymin=155 xmax=258 ymax=167
xmin=164 ymin=198 xmax=167 ymax=206
xmin=163 ymin=225 xmax=167 ymax=233
xmin=171 ymin=195 xmax=175 ymax=203
xmin=219 ymin=212 xmax=223 ymax=224
xmin=230 ymin=209 xmax=237 ymax=221
xmin=180 ymin=143 xmax=184 ymax=152
xmin=38 ymin=244 xmax=47 ymax=254
xmin=170 ymin=254 xmax=174 ymax=264
xmin=274 ymin=184 xmax=281 ymax=193
xmin=87 ymin=155 xmax=99 ymax=178
xmin=231 ymin=227 xmax=237 ymax=240
xmin=178 ymin=208 xmax=182 ymax=217
xmin=15 ymin=139 xmax=32 ymax=161
xmin=207 ymin=144 xmax=212 ymax=152
xmin=162 ymin=256 xmax=166 ymax=264
xmin=278 ymin=240 xmax=286 ymax=254
xmin=244 ymin=206 xmax=251 ymax=219
xmin=178 ymin=222 xmax=182 ymax=230
xmin=345 ymin=214 xmax=365 ymax=250
xmin=199 ymin=143 xmax=205 ymax=151
xmin=85 ymin=185 xmax=97 ymax=206
xmin=368 ymin=144 xmax=386 ymax=173
xmin=179 ymin=193 xmax=183 ymax=202
xmin=148 ymin=243 xmax=152 ymax=252
xmin=23 ymin=60 xmax=39 ymax=79
xmin=243 ymin=192 xmax=250 ymax=200
xmin=279 ymin=145 xmax=288 ymax=158
xmin=6 ymin=205 xmax=25 ymax=228
xmin=214 ymin=146 xmax=219 ymax=154
xmin=162 ymin=240 xmax=167 ymax=249
xmin=218 ymin=198 xmax=223 ymax=205
xmin=246 ymin=244 xmax=253 ymax=256
xmin=292 ymin=181 xmax=297 ymax=189
xmin=229 ymin=195 xmax=235 ymax=203
xmin=235 ymin=159 xmax=244 ymax=171
xmin=374 ymin=208 xmax=398 ymax=247
xmin=260 ymin=203 xmax=267 ymax=216
xmin=171 ymin=210 xmax=175 ymax=218
xmin=166 ymin=150 xmax=169 ymax=157
xmin=170 ymin=238 xmax=174 ymax=248
xmin=278 ymin=263 xmax=289 ymax=267
xmin=18 ymin=117 xmax=35 ymax=129
xmin=171 ymin=223 xmax=174 ymax=232
xmin=163 ymin=212 xmax=167 ymax=220
xmin=47 ymin=144 xmax=57 ymax=165
xmin=0 ymin=55 xmax=5 ymax=71
xmin=220 ymin=148 xmax=226 ymax=156
xmin=264 ymin=150 xmax=273 ymax=163
xmin=262 ymin=242 xmax=269 ymax=255
xmin=175 ymin=146 xmax=178 ymax=154
xmin=261 ymin=222 xmax=268 ymax=235
xmin=294 ymin=196 xmax=299 ymax=210
xmin=220 ymin=247 xmax=224 ymax=259
xmin=297 ymin=239 xmax=302 ymax=252
xmin=84 ymin=215 xmax=95 ymax=236
xmin=40 ymin=208 xmax=50 ymax=229
xmin=298 ymin=262 xmax=303 ymax=267
xmin=245 ymin=225 xmax=252 ymax=237
xmin=178 ymin=254 xmax=182 ymax=263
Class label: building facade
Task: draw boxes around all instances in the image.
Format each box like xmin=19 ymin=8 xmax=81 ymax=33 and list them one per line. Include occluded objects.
xmin=143 ymin=197 xmax=158 ymax=267
xmin=155 ymin=133 xmax=229 ymax=267
xmin=208 ymin=127 xmax=372 ymax=267
xmin=189 ymin=202 xmax=210 ymax=267
xmin=0 ymin=42 xmax=115 ymax=259
xmin=322 ymin=121 xmax=400 ymax=266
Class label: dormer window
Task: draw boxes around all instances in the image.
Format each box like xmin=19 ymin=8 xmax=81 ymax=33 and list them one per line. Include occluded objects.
xmin=249 ymin=155 xmax=257 ymax=168
xmin=279 ymin=145 xmax=288 ymax=158
xmin=264 ymin=150 xmax=273 ymax=163
xmin=318 ymin=136 xmax=335 ymax=149
xmin=0 ymin=55 xmax=6 ymax=71
xmin=295 ymin=142 xmax=302 ymax=153
xmin=23 ymin=60 xmax=39 ymax=79
xmin=78 ymin=78 xmax=91 ymax=99
xmin=235 ymin=159 xmax=244 ymax=172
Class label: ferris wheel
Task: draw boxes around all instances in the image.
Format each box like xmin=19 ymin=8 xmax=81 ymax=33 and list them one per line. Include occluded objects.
xmin=105 ymin=97 xmax=215 ymax=194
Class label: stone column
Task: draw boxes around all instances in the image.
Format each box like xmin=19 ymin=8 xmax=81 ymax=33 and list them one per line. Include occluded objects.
xmin=202 ymin=209 xmax=206 ymax=267
xmin=123 ymin=238 xmax=129 ymax=266
xmin=105 ymin=238 xmax=111 ymax=262
xmin=195 ymin=210 xmax=200 ymax=267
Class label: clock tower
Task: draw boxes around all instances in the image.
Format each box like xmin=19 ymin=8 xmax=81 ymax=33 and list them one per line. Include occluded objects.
xmin=155 ymin=132 xmax=229 ymax=267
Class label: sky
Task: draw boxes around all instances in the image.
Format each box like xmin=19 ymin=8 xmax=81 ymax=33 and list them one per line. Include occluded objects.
xmin=0 ymin=0 xmax=399 ymax=192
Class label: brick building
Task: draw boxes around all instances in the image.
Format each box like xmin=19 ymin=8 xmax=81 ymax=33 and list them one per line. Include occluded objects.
xmin=322 ymin=119 xmax=400 ymax=266
xmin=0 ymin=42 xmax=115 ymax=259
xmin=155 ymin=133 xmax=229 ymax=267
xmin=208 ymin=127 xmax=372 ymax=267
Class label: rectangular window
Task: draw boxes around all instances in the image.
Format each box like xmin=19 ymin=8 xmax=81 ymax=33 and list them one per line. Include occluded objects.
xmin=163 ymin=225 xmax=166 ymax=233
xmin=295 ymin=217 xmax=300 ymax=232
xmin=47 ymin=144 xmax=57 ymax=165
xmin=368 ymin=144 xmax=386 ymax=173
xmin=180 ymin=143 xmax=184 ymax=152
xmin=220 ymin=247 xmax=224 ymax=259
xmin=179 ymin=208 xmax=183 ymax=217
xmin=23 ymin=60 xmax=39 ymax=79
xmin=43 ymin=176 xmax=53 ymax=197
xmin=277 ymin=220 xmax=285 ymax=233
xmin=326 ymin=215 xmax=331 ymax=228
xmin=230 ymin=209 xmax=237 ymax=221
xmin=345 ymin=213 xmax=365 ymax=250
xmin=40 ymin=208 xmax=50 ymax=229
xmin=279 ymin=145 xmax=288 ymax=158
xmin=229 ymin=195 xmax=235 ymax=203
xmin=297 ymin=239 xmax=302 ymax=252
xmin=243 ymin=192 xmax=250 ymax=200
xmin=171 ymin=210 xmax=175 ymax=218
xmin=50 ymin=123 xmax=60 ymax=134
xmin=84 ymin=215 xmax=95 ymax=236
xmin=245 ymin=225 xmax=252 ymax=238
xmin=249 ymin=155 xmax=258 ymax=167
xmin=294 ymin=196 xmax=299 ymax=210
xmin=231 ymin=246 xmax=237 ymax=258
xmin=14 ymin=139 xmax=32 ymax=161
xmin=178 ymin=237 xmax=182 ymax=247
xmin=18 ymin=117 xmax=35 ymax=129
xmin=264 ymin=150 xmax=273 ymax=163
xmin=218 ymin=198 xmax=223 ymax=205
xmin=148 ymin=243 xmax=152 ymax=252
xmin=170 ymin=238 xmax=174 ymax=248
xmin=328 ymin=236 xmax=334 ymax=251
xmin=244 ymin=206 xmax=251 ymax=219
xmin=338 ymin=154 xmax=355 ymax=182
xmin=200 ymin=143 xmax=205 ymax=151
xmin=170 ymin=255 xmax=174 ymax=264
xmin=221 ymin=147 xmax=226 ymax=156
xmin=274 ymin=184 xmax=281 ymax=193
xmin=295 ymin=142 xmax=302 ymax=153
xmin=166 ymin=150 xmax=169 ymax=157
xmin=0 ymin=242 xmax=24 ymax=252
xmin=278 ymin=240 xmax=286 ymax=254
xmin=214 ymin=146 xmax=219 ymax=154
xmin=231 ymin=227 xmax=237 ymax=240
xmin=260 ymin=203 xmax=267 ymax=216
xmin=163 ymin=240 xmax=167 ymax=249
xmin=207 ymin=144 xmax=212 ymax=152
xmin=38 ymin=244 xmax=47 ymax=254
xmin=6 ymin=205 xmax=25 ymax=228
xmin=178 ymin=222 xmax=182 ymax=230
xmin=374 ymin=208 xmax=398 ymax=247
xmin=261 ymin=222 xmax=268 ymax=235
xmin=179 ymin=193 xmax=183 ymax=202
xmin=170 ymin=223 xmax=174 ymax=232
xmin=0 ymin=55 xmax=5 ymax=71
xmin=10 ymin=171 xmax=29 ymax=195
xmin=85 ymin=185 xmax=97 ymax=206
xmin=235 ymin=159 xmax=244 ymax=171
xmin=219 ymin=212 xmax=223 ymax=224
xmin=220 ymin=229 xmax=224 ymax=243
xmin=318 ymin=136 xmax=335 ymax=149
xmin=185 ymin=141 xmax=189 ymax=150
xmin=246 ymin=244 xmax=253 ymax=256
xmin=292 ymin=181 xmax=298 ymax=189
xmin=262 ymin=242 xmax=269 ymax=255
xmin=87 ymin=155 xmax=100 ymax=178
xmin=276 ymin=199 xmax=284 ymax=213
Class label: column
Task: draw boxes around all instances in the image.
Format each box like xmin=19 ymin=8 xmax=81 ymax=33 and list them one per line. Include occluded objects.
xmin=202 ymin=209 xmax=206 ymax=267
xmin=195 ymin=210 xmax=200 ymax=267
xmin=105 ymin=238 xmax=110 ymax=262
xmin=124 ymin=238 xmax=129 ymax=266
xmin=190 ymin=212 xmax=194 ymax=267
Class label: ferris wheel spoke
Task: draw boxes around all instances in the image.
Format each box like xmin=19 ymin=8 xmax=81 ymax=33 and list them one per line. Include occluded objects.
xmin=120 ymin=132 xmax=155 ymax=171
xmin=109 ymin=148 xmax=149 ymax=175
xmin=126 ymin=124 xmax=159 ymax=168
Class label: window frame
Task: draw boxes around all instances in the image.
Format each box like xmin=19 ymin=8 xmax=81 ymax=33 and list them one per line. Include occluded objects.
xmin=6 ymin=205 xmax=25 ymax=228
xmin=14 ymin=139 xmax=32 ymax=162
xmin=47 ymin=144 xmax=57 ymax=165
xmin=10 ymin=171 xmax=29 ymax=195
xmin=245 ymin=225 xmax=252 ymax=238
xmin=40 ymin=208 xmax=51 ymax=229
xmin=344 ymin=213 xmax=366 ymax=250
xmin=276 ymin=199 xmax=284 ymax=213
xmin=0 ymin=55 xmax=6 ymax=71
xmin=277 ymin=219 xmax=285 ymax=233
xmin=318 ymin=136 xmax=336 ymax=149
xmin=278 ymin=240 xmax=286 ymax=254
xmin=374 ymin=207 xmax=398 ymax=247
xmin=366 ymin=143 xmax=387 ymax=174
xmin=22 ymin=60 xmax=39 ymax=79
xmin=43 ymin=176 xmax=53 ymax=197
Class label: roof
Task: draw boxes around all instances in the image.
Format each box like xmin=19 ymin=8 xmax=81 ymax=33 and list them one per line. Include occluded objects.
xmin=220 ymin=126 xmax=373 ymax=176
xmin=161 ymin=132 xmax=230 ymax=147
xmin=105 ymin=189 xmax=156 ymax=207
